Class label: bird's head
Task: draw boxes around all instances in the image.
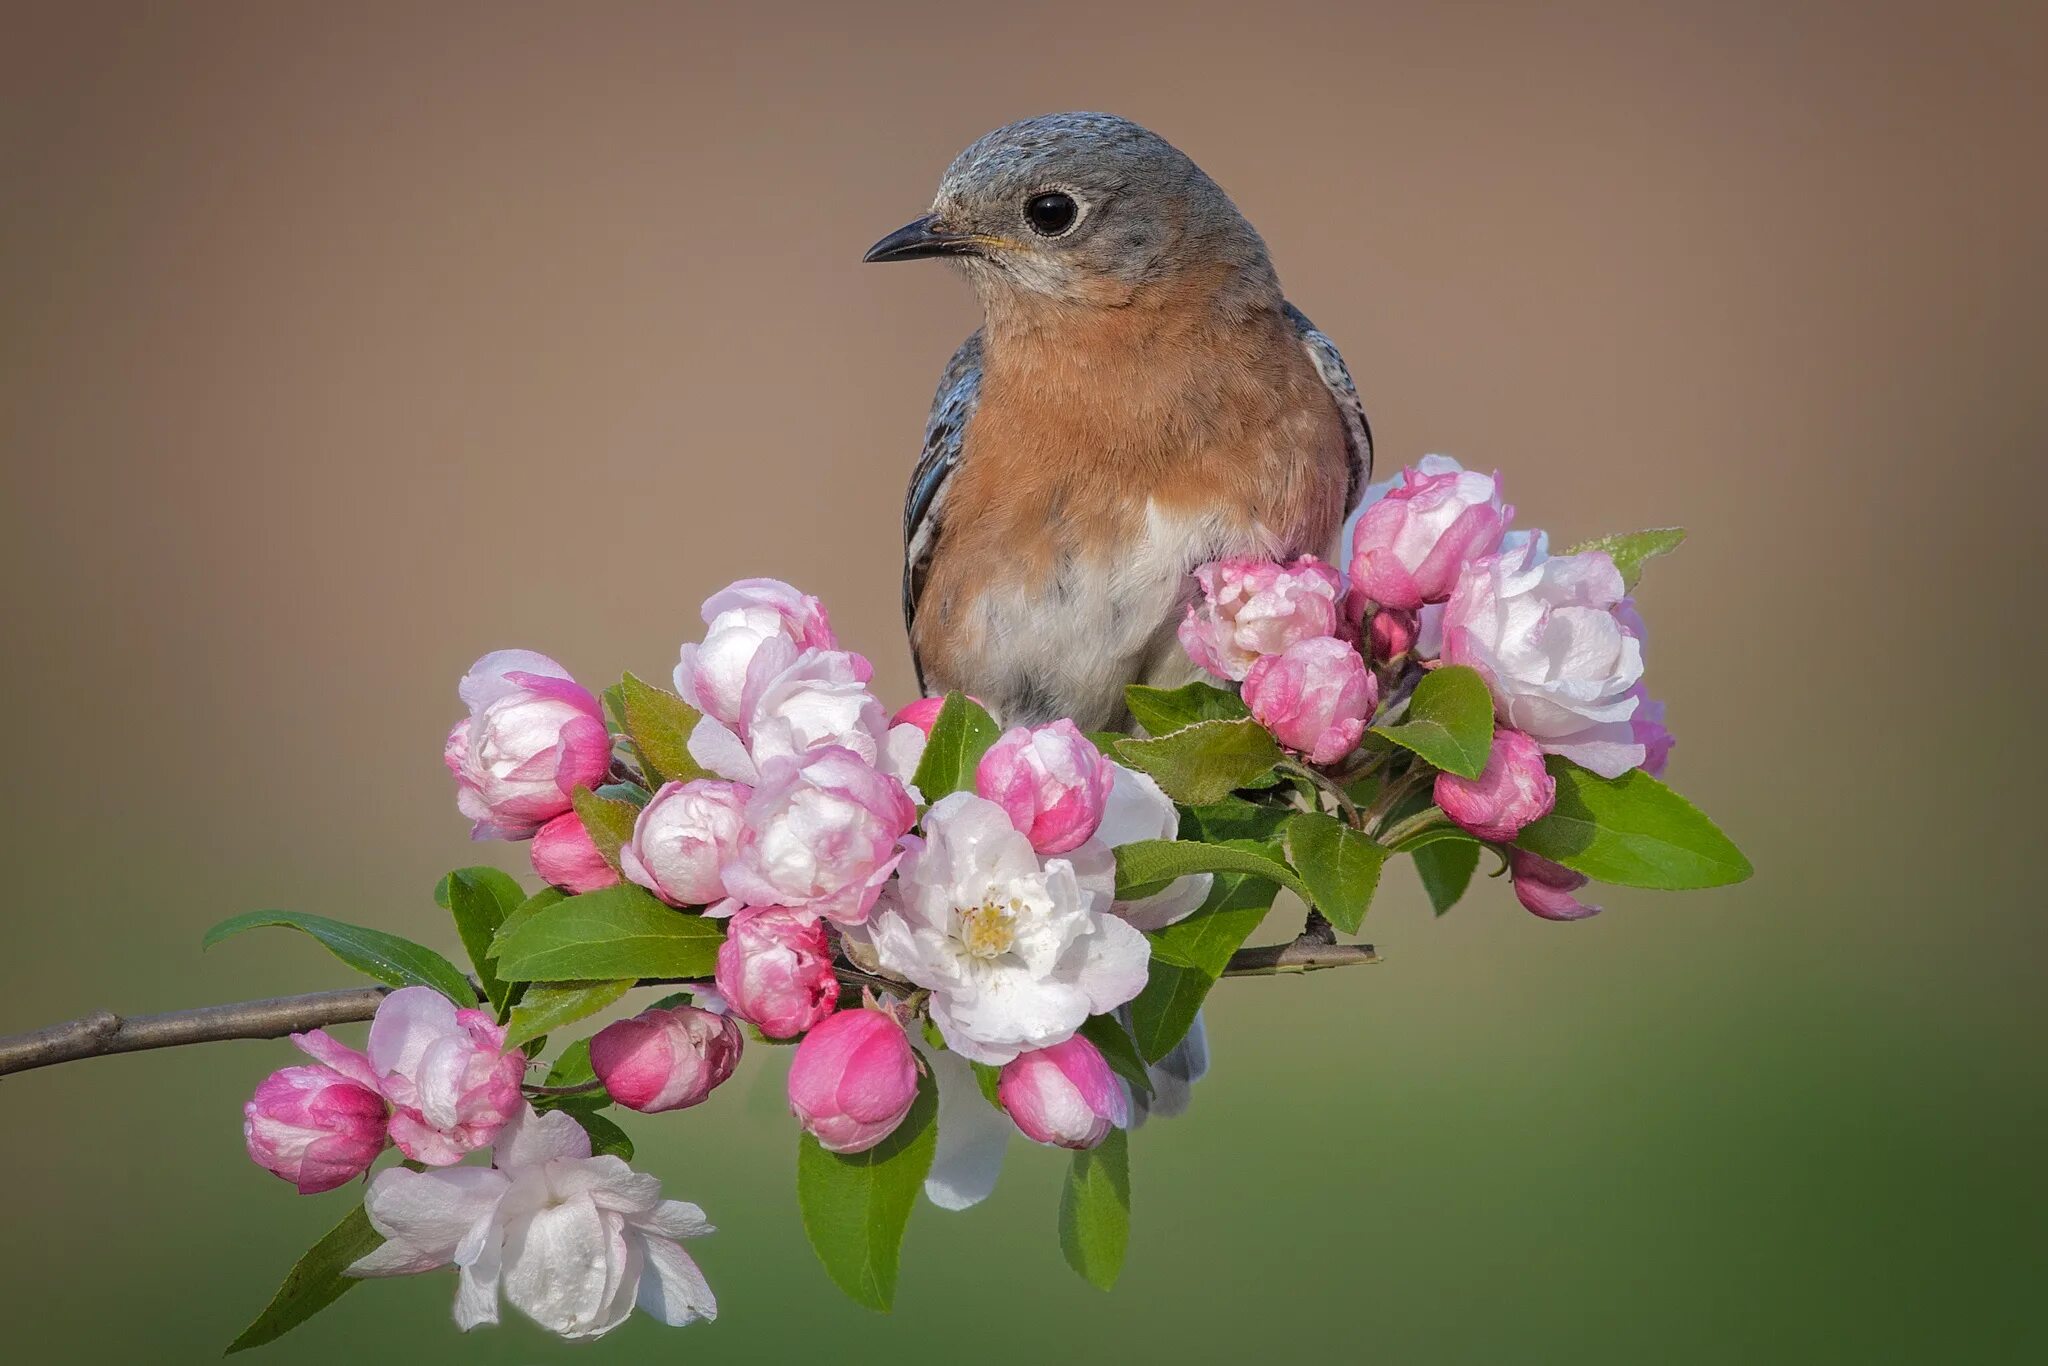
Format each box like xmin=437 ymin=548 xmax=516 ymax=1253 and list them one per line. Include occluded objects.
xmin=864 ymin=112 xmax=1276 ymax=313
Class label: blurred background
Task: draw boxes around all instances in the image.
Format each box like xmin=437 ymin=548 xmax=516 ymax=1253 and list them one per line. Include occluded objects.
xmin=2 ymin=2 xmax=2041 ymax=1361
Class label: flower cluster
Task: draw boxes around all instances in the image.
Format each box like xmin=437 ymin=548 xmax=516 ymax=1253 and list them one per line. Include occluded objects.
xmin=220 ymin=466 xmax=1744 ymax=1352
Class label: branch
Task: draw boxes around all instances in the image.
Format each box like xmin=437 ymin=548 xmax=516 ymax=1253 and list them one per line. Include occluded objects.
xmin=0 ymin=937 xmax=1381 ymax=1077
xmin=0 ymin=987 xmax=390 ymax=1078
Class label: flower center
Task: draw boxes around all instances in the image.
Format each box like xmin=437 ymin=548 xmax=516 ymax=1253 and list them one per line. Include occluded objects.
xmin=957 ymin=893 xmax=1021 ymax=959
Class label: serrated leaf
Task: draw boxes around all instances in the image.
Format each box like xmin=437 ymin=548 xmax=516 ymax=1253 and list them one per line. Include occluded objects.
xmin=621 ymin=671 xmax=709 ymax=787
xmin=1282 ymin=812 xmax=1389 ymax=934
xmin=569 ymin=1108 xmax=634 ymax=1160
xmin=1113 ymin=838 xmax=1312 ymax=908
xmin=1369 ymin=664 xmax=1495 ymax=778
xmin=434 ymin=867 xmax=524 ymax=1015
xmin=1059 ymin=1127 xmax=1130 ymax=1291
xmin=797 ymin=1068 xmax=939 ymax=1312
xmin=1123 ymin=680 xmax=1248 ymax=736
xmin=488 ymin=887 xmax=565 ymax=961
xmin=1516 ymin=759 xmax=1752 ymax=889
xmin=601 ymin=681 xmax=630 ymax=735
xmin=225 ymin=1202 xmax=383 ymax=1354
xmin=910 ymin=692 xmax=1001 ymax=802
xmin=1177 ymin=796 xmax=1291 ymax=845
xmin=1114 ymin=717 xmax=1282 ymax=805
xmin=1412 ymin=836 xmax=1482 ymax=915
xmin=546 ymin=1038 xmax=598 ymax=1088
xmin=494 ymin=883 xmax=724 ymax=982
xmin=1562 ymin=527 xmax=1686 ymax=592
xmin=1129 ymin=958 xmax=1215 ymax=1065
xmin=203 ymin=911 xmax=474 ymax=1006
xmin=570 ymin=785 xmax=641 ymax=876
xmin=504 ymin=979 xmax=634 ymax=1050
xmin=1077 ymin=1014 xmax=1153 ymax=1098
xmin=1147 ymin=868 xmax=1280 ymax=977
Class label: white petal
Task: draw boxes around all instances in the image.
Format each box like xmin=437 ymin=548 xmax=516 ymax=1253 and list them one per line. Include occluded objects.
xmin=494 ymin=1103 xmax=591 ymax=1169
xmin=686 ymin=715 xmax=759 ymax=784
xmin=502 ymin=1194 xmax=611 ymax=1337
xmin=353 ymin=1167 xmax=508 ymax=1275
xmin=366 ymin=985 xmax=459 ymax=1079
xmin=919 ymin=1045 xmax=1010 ymax=1211
xmin=641 ymin=1200 xmax=715 ymax=1240
xmin=1116 ymin=873 xmax=1213 ymax=932
xmin=636 ymin=1234 xmax=718 ymax=1326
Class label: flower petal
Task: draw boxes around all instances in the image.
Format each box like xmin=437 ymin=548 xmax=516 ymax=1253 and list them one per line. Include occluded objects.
xmin=636 ymin=1234 xmax=718 ymax=1326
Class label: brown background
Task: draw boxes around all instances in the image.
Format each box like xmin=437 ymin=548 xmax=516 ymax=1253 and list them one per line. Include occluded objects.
xmin=2 ymin=3 xmax=2041 ymax=1362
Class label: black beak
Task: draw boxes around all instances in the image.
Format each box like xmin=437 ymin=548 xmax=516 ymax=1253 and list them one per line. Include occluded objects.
xmin=862 ymin=214 xmax=984 ymax=263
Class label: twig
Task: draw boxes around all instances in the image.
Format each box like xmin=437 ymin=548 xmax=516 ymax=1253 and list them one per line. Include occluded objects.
xmin=0 ymin=936 xmax=1384 ymax=1077
xmin=0 ymin=987 xmax=391 ymax=1078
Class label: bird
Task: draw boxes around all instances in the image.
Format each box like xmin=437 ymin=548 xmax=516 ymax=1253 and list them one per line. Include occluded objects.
xmin=865 ymin=112 xmax=1371 ymax=732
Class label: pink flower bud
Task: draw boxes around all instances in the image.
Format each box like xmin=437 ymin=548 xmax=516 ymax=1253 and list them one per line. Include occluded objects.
xmin=714 ymin=906 xmax=839 ymax=1039
xmin=1366 ymin=608 xmax=1419 ymax=665
xmin=1177 ymin=556 xmax=1345 ymax=681
xmin=529 ymin=810 xmax=620 ymax=894
xmin=1433 ymin=728 xmax=1556 ymax=842
xmin=1347 ymin=457 xmax=1511 ymax=612
xmin=366 ymin=986 xmax=525 ymax=1165
xmin=890 ymin=696 xmax=949 ymax=735
xmin=243 ymin=1065 xmax=388 ymax=1193
xmin=997 ymin=1035 xmax=1130 ymax=1149
xmin=444 ymin=650 xmax=611 ymax=840
xmin=1241 ymin=636 xmax=1376 ymax=765
xmin=723 ymin=746 xmax=917 ymax=927
xmin=1509 ymin=850 xmax=1603 ymax=921
xmin=787 ymin=1008 xmax=919 ymax=1153
xmin=589 ymin=1005 xmax=744 ymax=1113
xmin=620 ymin=778 xmax=751 ymax=908
xmin=974 ymin=720 xmax=1115 ymax=854
xmin=700 ymin=577 xmax=837 ymax=652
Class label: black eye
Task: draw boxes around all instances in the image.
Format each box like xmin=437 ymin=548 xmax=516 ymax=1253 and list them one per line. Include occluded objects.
xmin=1024 ymin=192 xmax=1078 ymax=236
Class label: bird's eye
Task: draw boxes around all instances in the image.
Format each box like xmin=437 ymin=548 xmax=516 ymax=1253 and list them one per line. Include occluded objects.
xmin=1024 ymin=192 xmax=1079 ymax=237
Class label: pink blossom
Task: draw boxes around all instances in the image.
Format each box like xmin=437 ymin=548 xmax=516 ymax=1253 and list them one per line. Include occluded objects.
xmin=686 ymin=648 xmax=890 ymax=785
xmin=787 ymin=1009 xmax=920 ymax=1154
xmin=700 ymin=578 xmax=836 ymax=652
xmin=1366 ymin=607 xmax=1419 ymax=665
xmin=364 ymin=986 xmax=525 ymax=1165
xmin=529 ymin=811 xmax=620 ymax=894
xmin=1628 ymin=684 xmax=1675 ymax=778
xmin=975 ymin=720 xmax=1115 ymax=855
xmin=1509 ymin=850 xmax=1603 ymax=921
xmin=1241 ymin=636 xmax=1376 ymax=765
xmin=714 ymin=906 xmax=839 ymax=1039
xmin=674 ymin=580 xmax=845 ymax=726
xmin=1177 ymin=556 xmax=1344 ymax=681
xmin=243 ymin=1064 xmax=388 ymax=1193
xmin=722 ymin=746 xmax=917 ymax=926
xmin=590 ymin=1005 xmax=744 ymax=1114
xmin=620 ymin=779 xmax=751 ymax=910
xmin=1433 ymin=728 xmax=1557 ymax=842
xmin=890 ymin=696 xmax=949 ymax=735
xmin=997 ymin=1035 xmax=1129 ymax=1150
xmin=1347 ymin=455 xmax=1511 ymax=612
xmin=1442 ymin=543 xmax=1647 ymax=778
xmin=443 ymin=651 xmax=611 ymax=840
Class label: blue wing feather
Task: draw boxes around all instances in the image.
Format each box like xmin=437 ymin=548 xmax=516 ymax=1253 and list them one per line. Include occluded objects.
xmin=1283 ymin=302 xmax=1372 ymax=516
xmin=901 ymin=331 xmax=983 ymax=685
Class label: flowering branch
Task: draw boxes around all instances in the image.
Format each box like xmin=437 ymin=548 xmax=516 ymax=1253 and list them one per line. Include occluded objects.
xmin=0 ymin=938 xmax=1381 ymax=1079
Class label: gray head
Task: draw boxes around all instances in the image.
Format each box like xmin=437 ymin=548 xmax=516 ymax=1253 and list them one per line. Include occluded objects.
xmin=864 ymin=113 xmax=1275 ymax=309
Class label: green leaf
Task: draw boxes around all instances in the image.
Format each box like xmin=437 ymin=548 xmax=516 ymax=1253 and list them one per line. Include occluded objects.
xmin=1412 ymin=836 xmax=1482 ymax=915
xmin=1369 ymin=664 xmax=1495 ymax=779
xmin=1077 ymin=1014 xmax=1153 ymax=1098
xmin=1178 ymin=796 xmax=1291 ymax=846
xmin=570 ymin=785 xmax=641 ymax=876
xmin=569 ymin=1109 xmax=635 ymax=1160
xmin=434 ymin=867 xmax=524 ymax=1015
xmin=971 ymin=1060 xmax=1004 ymax=1109
xmin=203 ymin=911 xmax=474 ymax=1006
xmin=488 ymin=887 xmax=565 ymax=961
xmin=620 ymin=670 xmax=709 ymax=787
xmin=494 ymin=883 xmax=724 ymax=983
xmin=1516 ymin=759 xmax=1752 ymax=889
xmin=1114 ymin=717 xmax=1282 ymax=805
xmin=225 ymin=1202 xmax=383 ymax=1354
xmin=1114 ymin=837 xmax=1312 ymax=908
xmin=1059 ymin=1127 xmax=1130 ymax=1291
xmin=601 ymin=680 xmax=631 ymax=735
xmin=546 ymin=1038 xmax=598 ymax=1088
xmin=504 ymin=979 xmax=634 ymax=1050
xmin=1129 ymin=959 xmax=1215 ymax=1065
xmin=910 ymin=692 xmax=1001 ymax=801
xmin=797 ymin=1067 xmax=939 ymax=1312
xmin=1562 ymin=527 xmax=1687 ymax=592
xmin=1282 ymin=812 xmax=1390 ymax=934
xmin=1147 ymin=868 xmax=1280 ymax=978
xmin=1123 ymin=680 xmax=1248 ymax=736
xmin=1084 ymin=731 xmax=1126 ymax=756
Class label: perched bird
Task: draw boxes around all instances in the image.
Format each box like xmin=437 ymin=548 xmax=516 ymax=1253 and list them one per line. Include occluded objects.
xmin=867 ymin=112 xmax=1371 ymax=731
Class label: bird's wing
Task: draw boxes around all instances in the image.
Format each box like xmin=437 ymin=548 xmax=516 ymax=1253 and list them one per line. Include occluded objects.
xmin=1283 ymin=302 xmax=1373 ymax=517
xmin=901 ymin=330 xmax=984 ymax=690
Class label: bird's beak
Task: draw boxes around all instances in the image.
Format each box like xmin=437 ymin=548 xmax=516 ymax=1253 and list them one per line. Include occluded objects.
xmin=862 ymin=214 xmax=986 ymax=263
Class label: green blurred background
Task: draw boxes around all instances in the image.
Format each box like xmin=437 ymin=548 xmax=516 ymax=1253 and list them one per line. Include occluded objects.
xmin=3 ymin=2 xmax=2040 ymax=1361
